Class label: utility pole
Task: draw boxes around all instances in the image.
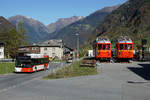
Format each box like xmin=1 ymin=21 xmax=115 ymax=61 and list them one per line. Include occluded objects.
xmin=75 ymin=33 xmax=79 ymax=59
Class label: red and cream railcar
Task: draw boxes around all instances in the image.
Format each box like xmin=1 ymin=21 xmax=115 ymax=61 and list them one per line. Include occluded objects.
xmin=15 ymin=54 xmax=50 ymax=73
xmin=116 ymin=36 xmax=133 ymax=60
xmin=93 ymin=37 xmax=112 ymax=60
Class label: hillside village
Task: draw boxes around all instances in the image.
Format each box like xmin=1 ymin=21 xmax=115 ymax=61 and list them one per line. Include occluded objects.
xmin=0 ymin=16 xmax=74 ymax=60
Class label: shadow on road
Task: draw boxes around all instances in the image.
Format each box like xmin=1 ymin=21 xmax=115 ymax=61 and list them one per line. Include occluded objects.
xmin=128 ymin=64 xmax=150 ymax=80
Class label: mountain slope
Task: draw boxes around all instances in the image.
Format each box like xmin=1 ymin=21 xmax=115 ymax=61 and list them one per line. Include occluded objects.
xmin=0 ymin=16 xmax=15 ymax=31
xmin=47 ymin=16 xmax=84 ymax=34
xmin=8 ymin=15 xmax=49 ymax=43
xmin=46 ymin=5 xmax=119 ymax=48
xmin=0 ymin=16 xmax=27 ymax=58
xmin=94 ymin=0 xmax=150 ymax=42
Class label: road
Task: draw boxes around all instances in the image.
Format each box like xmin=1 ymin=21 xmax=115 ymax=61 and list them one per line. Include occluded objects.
xmin=0 ymin=62 xmax=150 ymax=100
xmin=0 ymin=62 xmax=66 ymax=93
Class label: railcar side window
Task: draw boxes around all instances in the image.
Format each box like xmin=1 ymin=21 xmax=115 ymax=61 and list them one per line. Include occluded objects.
xmin=120 ymin=44 xmax=123 ymax=50
xmin=128 ymin=44 xmax=132 ymax=50
xmin=103 ymin=44 xmax=106 ymax=50
xmin=125 ymin=44 xmax=127 ymax=50
xmin=98 ymin=44 xmax=102 ymax=50
xmin=107 ymin=44 xmax=110 ymax=50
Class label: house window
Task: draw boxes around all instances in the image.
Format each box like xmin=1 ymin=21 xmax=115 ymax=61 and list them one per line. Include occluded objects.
xmin=44 ymin=47 xmax=47 ymax=50
xmin=52 ymin=53 xmax=55 ymax=58
xmin=32 ymin=47 xmax=37 ymax=50
xmin=52 ymin=47 xmax=55 ymax=51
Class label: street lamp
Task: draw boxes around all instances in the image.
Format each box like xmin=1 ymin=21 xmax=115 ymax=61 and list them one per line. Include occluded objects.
xmin=75 ymin=33 xmax=79 ymax=59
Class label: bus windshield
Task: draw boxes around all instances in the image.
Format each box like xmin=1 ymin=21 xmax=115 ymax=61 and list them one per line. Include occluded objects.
xmin=16 ymin=60 xmax=31 ymax=68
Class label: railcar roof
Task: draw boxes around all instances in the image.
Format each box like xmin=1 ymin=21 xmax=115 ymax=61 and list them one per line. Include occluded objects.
xmin=96 ymin=37 xmax=111 ymax=43
xmin=117 ymin=36 xmax=133 ymax=43
xmin=26 ymin=54 xmax=47 ymax=58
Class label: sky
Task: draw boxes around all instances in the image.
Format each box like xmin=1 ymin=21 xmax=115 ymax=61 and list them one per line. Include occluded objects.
xmin=0 ymin=0 xmax=126 ymax=25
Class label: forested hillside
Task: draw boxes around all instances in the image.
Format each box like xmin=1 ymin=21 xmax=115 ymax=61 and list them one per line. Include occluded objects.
xmin=46 ymin=6 xmax=119 ymax=48
xmin=47 ymin=16 xmax=84 ymax=34
xmin=93 ymin=0 xmax=150 ymax=43
xmin=0 ymin=16 xmax=28 ymax=58
xmin=8 ymin=15 xmax=49 ymax=43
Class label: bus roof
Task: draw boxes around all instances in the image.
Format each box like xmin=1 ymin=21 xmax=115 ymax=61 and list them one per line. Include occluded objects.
xmin=26 ymin=54 xmax=47 ymax=58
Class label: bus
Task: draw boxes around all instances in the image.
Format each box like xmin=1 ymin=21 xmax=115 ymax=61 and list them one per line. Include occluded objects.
xmin=15 ymin=54 xmax=49 ymax=72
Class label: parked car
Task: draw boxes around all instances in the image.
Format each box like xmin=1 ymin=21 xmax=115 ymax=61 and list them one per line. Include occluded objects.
xmin=67 ymin=57 xmax=73 ymax=63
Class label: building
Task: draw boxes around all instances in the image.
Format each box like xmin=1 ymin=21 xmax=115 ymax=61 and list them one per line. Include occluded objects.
xmin=40 ymin=40 xmax=64 ymax=59
xmin=18 ymin=45 xmax=40 ymax=54
xmin=63 ymin=46 xmax=74 ymax=59
xmin=0 ymin=42 xmax=4 ymax=59
xmin=18 ymin=39 xmax=64 ymax=60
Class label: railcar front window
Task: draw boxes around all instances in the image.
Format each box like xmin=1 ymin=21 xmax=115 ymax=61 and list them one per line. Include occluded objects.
xmin=103 ymin=44 xmax=106 ymax=50
xmin=120 ymin=44 xmax=124 ymax=50
xmin=98 ymin=44 xmax=102 ymax=50
xmin=128 ymin=44 xmax=132 ymax=50
xmin=125 ymin=44 xmax=127 ymax=50
xmin=107 ymin=44 xmax=110 ymax=50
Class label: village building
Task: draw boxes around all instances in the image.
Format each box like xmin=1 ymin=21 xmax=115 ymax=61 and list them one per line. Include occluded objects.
xmin=40 ymin=39 xmax=64 ymax=59
xmin=0 ymin=42 xmax=4 ymax=59
xmin=18 ymin=39 xmax=73 ymax=60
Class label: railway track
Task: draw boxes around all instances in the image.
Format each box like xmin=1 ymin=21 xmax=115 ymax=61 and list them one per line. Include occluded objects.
xmin=80 ymin=57 xmax=132 ymax=67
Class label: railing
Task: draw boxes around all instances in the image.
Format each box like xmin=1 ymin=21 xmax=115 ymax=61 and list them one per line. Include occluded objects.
xmin=0 ymin=59 xmax=15 ymax=62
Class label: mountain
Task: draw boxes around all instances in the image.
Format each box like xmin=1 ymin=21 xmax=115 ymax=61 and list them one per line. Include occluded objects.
xmin=0 ymin=16 xmax=27 ymax=58
xmin=47 ymin=16 xmax=84 ymax=34
xmin=0 ymin=16 xmax=15 ymax=31
xmin=94 ymin=0 xmax=150 ymax=42
xmin=46 ymin=5 xmax=119 ymax=48
xmin=8 ymin=15 xmax=49 ymax=43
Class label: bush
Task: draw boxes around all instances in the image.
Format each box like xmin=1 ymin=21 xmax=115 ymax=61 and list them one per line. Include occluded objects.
xmin=43 ymin=60 xmax=98 ymax=79
xmin=0 ymin=62 xmax=15 ymax=74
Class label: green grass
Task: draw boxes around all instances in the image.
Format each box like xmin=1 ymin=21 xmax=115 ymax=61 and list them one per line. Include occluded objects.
xmin=146 ymin=36 xmax=150 ymax=44
xmin=43 ymin=60 xmax=98 ymax=79
xmin=136 ymin=37 xmax=150 ymax=45
xmin=0 ymin=62 xmax=15 ymax=75
xmin=52 ymin=59 xmax=66 ymax=62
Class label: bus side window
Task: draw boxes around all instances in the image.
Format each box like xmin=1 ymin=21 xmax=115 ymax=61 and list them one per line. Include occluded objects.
xmin=32 ymin=60 xmax=34 ymax=65
xmin=38 ymin=59 xmax=41 ymax=65
xmin=40 ymin=59 xmax=43 ymax=64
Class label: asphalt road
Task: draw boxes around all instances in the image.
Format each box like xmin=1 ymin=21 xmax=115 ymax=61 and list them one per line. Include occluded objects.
xmin=0 ymin=62 xmax=67 ymax=93
xmin=0 ymin=62 xmax=150 ymax=100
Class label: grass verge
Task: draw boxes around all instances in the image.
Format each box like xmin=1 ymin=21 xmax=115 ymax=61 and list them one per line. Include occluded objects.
xmin=52 ymin=59 xmax=66 ymax=62
xmin=43 ymin=60 xmax=98 ymax=79
xmin=0 ymin=62 xmax=15 ymax=75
